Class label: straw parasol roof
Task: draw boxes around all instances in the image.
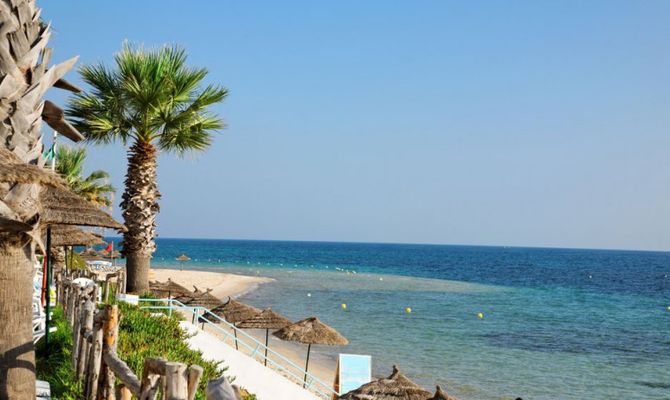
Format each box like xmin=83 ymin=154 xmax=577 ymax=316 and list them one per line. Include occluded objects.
xmin=428 ymin=385 xmax=459 ymax=400
xmin=0 ymin=147 xmax=65 ymax=187
xmin=238 ymin=308 xmax=293 ymax=366
xmin=149 ymin=279 xmax=193 ymax=299
xmin=273 ymin=317 xmax=348 ymax=345
xmin=338 ymin=365 xmax=431 ymax=400
xmin=96 ymin=249 xmax=122 ymax=259
xmin=211 ymin=297 xmax=261 ymax=324
xmin=39 ymin=185 xmax=126 ymax=231
xmin=187 ymin=286 xmax=224 ymax=309
xmin=175 ymin=254 xmax=191 ymax=261
xmin=275 ymin=316 xmax=348 ymax=387
xmin=237 ymin=308 xmax=292 ymax=330
xmin=47 ymin=225 xmax=105 ymax=247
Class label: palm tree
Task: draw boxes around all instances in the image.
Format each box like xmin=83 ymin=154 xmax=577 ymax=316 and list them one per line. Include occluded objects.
xmin=0 ymin=1 xmax=80 ymax=397
xmin=56 ymin=145 xmax=115 ymax=207
xmin=66 ymin=44 xmax=227 ymax=293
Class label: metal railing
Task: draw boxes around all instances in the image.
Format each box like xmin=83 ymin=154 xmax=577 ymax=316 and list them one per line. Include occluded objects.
xmin=139 ymin=298 xmax=339 ymax=399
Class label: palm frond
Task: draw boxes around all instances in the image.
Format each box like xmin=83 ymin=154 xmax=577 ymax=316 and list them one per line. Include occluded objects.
xmin=55 ymin=145 xmax=115 ymax=207
xmin=66 ymin=42 xmax=227 ymax=151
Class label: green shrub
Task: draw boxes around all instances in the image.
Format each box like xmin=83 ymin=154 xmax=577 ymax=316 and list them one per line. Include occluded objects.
xmin=117 ymin=302 xmax=227 ymax=399
xmin=37 ymin=303 xmax=230 ymax=400
xmin=36 ymin=307 xmax=83 ymax=399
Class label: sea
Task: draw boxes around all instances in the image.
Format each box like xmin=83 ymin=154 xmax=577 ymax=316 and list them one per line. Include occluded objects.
xmin=112 ymin=238 xmax=670 ymax=400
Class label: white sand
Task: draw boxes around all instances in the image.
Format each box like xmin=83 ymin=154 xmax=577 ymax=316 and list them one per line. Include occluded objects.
xmin=150 ymin=268 xmax=274 ymax=299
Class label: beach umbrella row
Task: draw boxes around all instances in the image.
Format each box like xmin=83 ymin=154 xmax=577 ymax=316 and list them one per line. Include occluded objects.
xmin=215 ymin=297 xmax=348 ymax=387
xmin=151 ymin=281 xmax=449 ymax=399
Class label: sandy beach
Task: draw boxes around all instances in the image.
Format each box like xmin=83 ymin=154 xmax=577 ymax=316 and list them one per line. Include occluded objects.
xmin=149 ymin=267 xmax=337 ymax=389
xmin=151 ymin=268 xmax=274 ymax=299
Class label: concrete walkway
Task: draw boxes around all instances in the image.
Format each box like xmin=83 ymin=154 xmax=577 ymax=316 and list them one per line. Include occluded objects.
xmin=180 ymin=322 xmax=320 ymax=400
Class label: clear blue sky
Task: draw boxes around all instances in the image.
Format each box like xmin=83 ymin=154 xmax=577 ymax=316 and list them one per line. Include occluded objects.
xmin=43 ymin=1 xmax=670 ymax=250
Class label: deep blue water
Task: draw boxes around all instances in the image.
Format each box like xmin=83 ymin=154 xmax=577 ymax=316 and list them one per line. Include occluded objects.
xmin=108 ymin=238 xmax=670 ymax=400
xmin=144 ymin=238 xmax=670 ymax=298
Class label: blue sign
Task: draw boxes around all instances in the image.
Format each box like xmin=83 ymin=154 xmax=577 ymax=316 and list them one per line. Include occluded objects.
xmin=338 ymin=354 xmax=372 ymax=394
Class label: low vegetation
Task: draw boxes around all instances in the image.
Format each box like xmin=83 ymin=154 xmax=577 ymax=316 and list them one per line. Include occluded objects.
xmin=36 ymin=303 xmax=230 ymax=399
xmin=36 ymin=307 xmax=83 ymax=400
xmin=116 ymin=302 xmax=226 ymax=398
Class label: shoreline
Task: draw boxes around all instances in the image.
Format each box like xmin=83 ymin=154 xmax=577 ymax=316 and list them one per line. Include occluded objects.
xmin=148 ymin=267 xmax=337 ymax=388
xmin=150 ymin=267 xmax=274 ymax=299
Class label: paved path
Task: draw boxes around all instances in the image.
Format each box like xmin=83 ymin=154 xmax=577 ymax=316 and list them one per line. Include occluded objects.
xmin=180 ymin=322 xmax=320 ymax=400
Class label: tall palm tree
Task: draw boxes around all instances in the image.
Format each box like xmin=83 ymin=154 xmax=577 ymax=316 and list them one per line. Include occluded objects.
xmin=66 ymin=44 xmax=227 ymax=293
xmin=0 ymin=1 xmax=80 ymax=397
xmin=56 ymin=145 xmax=115 ymax=207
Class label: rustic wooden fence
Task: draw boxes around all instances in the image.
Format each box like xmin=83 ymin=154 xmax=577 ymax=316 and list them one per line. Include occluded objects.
xmin=59 ymin=278 xmax=239 ymax=400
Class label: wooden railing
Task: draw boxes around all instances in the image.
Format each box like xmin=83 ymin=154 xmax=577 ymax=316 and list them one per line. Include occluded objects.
xmin=59 ymin=278 xmax=240 ymax=400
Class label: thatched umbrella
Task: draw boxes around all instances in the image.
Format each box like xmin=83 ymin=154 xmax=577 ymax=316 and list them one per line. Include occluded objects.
xmin=189 ymin=287 xmax=223 ymax=308
xmin=0 ymin=147 xmax=66 ymax=232
xmin=428 ymin=385 xmax=458 ymax=400
xmin=47 ymin=225 xmax=105 ymax=247
xmin=0 ymin=147 xmax=65 ymax=189
xmin=39 ymin=185 xmax=126 ymax=230
xmin=37 ymin=185 xmax=124 ymax=347
xmin=175 ymin=253 xmax=190 ymax=270
xmin=274 ymin=316 xmax=348 ymax=387
xmin=211 ymin=297 xmax=262 ymax=350
xmin=237 ymin=308 xmax=292 ymax=366
xmin=338 ymin=365 xmax=431 ymax=400
xmin=46 ymin=225 xmax=104 ymax=271
xmin=149 ymin=279 xmax=193 ymax=300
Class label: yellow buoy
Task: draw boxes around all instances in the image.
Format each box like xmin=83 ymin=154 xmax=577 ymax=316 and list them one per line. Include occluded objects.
xmin=477 ymin=312 xmax=484 ymax=319
xmin=667 ymin=306 xmax=670 ymax=311
xmin=307 ymin=293 xmax=312 ymax=297
xmin=379 ymin=277 xmax=384 ymax=281
xmin=405 ymin=307 xmax=412 ymax=313
xmin=341 ymin=303 xmax=347 ymax=310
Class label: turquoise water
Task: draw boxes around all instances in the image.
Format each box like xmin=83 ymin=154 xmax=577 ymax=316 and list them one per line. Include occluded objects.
xmin=131 ymin=239 xmax=669 ymax=400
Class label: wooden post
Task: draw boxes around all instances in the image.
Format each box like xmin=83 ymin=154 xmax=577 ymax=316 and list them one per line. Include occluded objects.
xmin=205 ymin=376 xmax=241 ymax=400
xmin=103 ymin=304 xmax=119 ymax=400
xmin=102 ymin=279 xmax=109 ymax=303
xmin=72 ymin=297 xmax=83 ymax=367
xmin=118 ymin=385 xmax=132 ymax=400
xmin=66 ymin=284 xmax=76 ymax=325
xmin=186 ymin=365 xmax=203 ymax=400
xmin=165 ymin=362 xmax=188 ymax=400
xmin=86 ymin=323 xmax=104 ymax=400
xmin=139 ymin=357 xmax=166 ymax=400
xmin=76 ymin=300 xmax=95 ymax=379
xmin=102 ymin=352 xmax=141 ymax=395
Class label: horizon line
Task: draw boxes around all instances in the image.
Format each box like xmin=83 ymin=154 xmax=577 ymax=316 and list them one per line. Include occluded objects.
xmin=101 ymin=235 xmax=670 ymax=254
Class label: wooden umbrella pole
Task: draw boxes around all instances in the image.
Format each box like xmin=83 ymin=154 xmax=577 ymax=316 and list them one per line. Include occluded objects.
xmin=234 ymin=327 xmax=238 ymax=350
xmin=264 ymin=329 xmax=269 ymax=366
xmin=303 ymin=343 xmax=311 ymax=388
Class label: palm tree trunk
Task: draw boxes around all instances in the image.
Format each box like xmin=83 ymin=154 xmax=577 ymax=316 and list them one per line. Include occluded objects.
xmin=121 ymin=141 xmax=160 ymax=293
xmin=0 ymin=244 xmax=36 ymax=400
xmin=0 ymin=1 xmax=78 ymax=396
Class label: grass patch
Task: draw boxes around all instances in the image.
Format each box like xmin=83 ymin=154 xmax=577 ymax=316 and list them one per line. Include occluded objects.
xmin=36 ymin=307 xmax=83 ymax=400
